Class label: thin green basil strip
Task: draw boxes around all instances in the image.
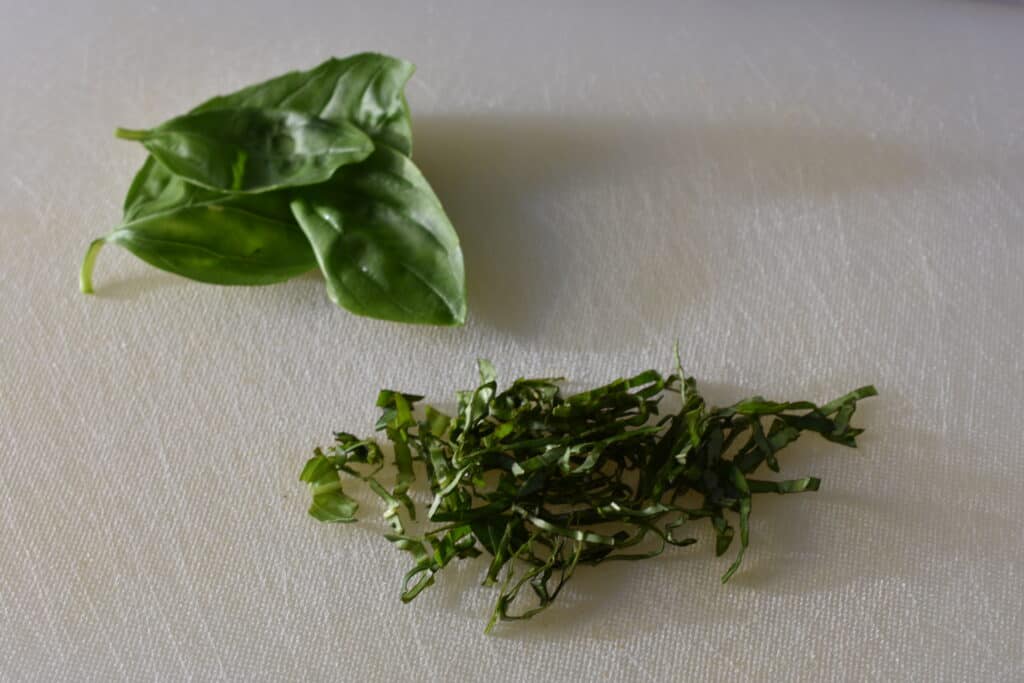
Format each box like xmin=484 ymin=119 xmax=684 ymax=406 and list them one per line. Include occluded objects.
xmin=721 ymin=466 xmax=752 ymax=583
xmin=730 ymin=398 xmax=818 ymax=415
xmin=820 ymin=385 xmax=879 ymax=415
xmin=289 ymin=145 xmax=467 ymax=325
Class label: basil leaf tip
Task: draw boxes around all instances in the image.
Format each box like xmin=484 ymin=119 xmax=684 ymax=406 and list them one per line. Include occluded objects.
xmin=301 ymin=358 xmax=877 ymax=632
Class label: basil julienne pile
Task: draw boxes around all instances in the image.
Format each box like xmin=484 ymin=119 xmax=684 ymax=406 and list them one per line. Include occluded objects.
xmin=302 ymin=358 xmax=876 ymax=632
xmin=79 ymin=53 xmax=466 ymax=326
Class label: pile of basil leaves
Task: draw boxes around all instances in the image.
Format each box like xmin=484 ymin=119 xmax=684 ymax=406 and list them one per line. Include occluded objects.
xmin=81 ymin=53 xmax=466 ymax=326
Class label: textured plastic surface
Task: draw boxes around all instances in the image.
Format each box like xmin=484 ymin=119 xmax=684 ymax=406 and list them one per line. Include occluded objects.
xmin=1 ymin=1 xmax=1022 ymax=680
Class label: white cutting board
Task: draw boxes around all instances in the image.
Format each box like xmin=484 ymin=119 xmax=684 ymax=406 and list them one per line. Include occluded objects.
xmin=2 ymin=1 xmax=1022 ymax=680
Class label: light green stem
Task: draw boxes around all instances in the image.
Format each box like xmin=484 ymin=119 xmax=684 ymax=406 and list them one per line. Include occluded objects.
xmin=114 ymin=127 xmax=149 ymax=141
xmin=79 ymin=238 xmax=106 ymax=294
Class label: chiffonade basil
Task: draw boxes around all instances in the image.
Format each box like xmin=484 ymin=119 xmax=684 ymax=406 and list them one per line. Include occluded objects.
xmin=300 ymin=358 xmax=877 ymax=631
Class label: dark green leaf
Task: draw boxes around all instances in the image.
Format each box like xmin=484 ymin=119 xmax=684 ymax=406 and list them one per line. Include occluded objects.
xmin=289 ymin=144 xmax=467 ymax=325
xmin=471 ymin=516 xmax=515 ymax=556
xmin=82 ymin=53 xmax=469 ymax=329
xmin=121 ymin=54 xmax=414 ymax=227
xmin=713 ymin=516 xmax=734 ymax=556
xmin=80 ymin=191 xmax=316 ymax=291
xmin=193 ymin=53 xmax=414 ymax=154
xmin=122 ymin=156 xmax=222 ymax=222
xmin=116 ymin=108 xmax=373 ymax=194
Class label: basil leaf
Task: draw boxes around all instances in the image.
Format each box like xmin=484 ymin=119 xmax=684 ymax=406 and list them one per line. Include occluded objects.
xmin=83 ymin=53 xmax=470 ymax=328
xmin=193 ymin=53 xmax=414 ymax=155
xmin=121 ymin=54 xmax=413 ymax=221
xmin=115 ymin=108 xmax=374 ymax=194
xmin=122 ymin=156 xmax=222 ymax=222
xmin=289 ymin=145 xmax=467 ymax=326
xmin=80 ymin=191 xmax=315 ymax=291
xmin=85 ymin=157 xmax=318 ymax=290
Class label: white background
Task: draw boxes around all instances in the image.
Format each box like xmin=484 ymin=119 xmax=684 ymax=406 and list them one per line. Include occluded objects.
xmin=2 ymin=1 xmax=1022 ymax=680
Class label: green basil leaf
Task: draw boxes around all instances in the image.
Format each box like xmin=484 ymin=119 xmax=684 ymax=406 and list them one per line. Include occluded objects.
xmin=193 ymin=53 xmax=414 ymax=154
xmin=122 ymin=156 xmax=222 ymax=222
xmin=80 ymin=191 xmax=316 ymax=291
xmin=85 ymin=53 xmax=468 ymax=328
xmin=289 ymin=145 xmax=467 ymax=326
xmin=115 ymin=108 xmax=374 ymax=194
xmin=121 ymin=53 xmax=413 ymax=234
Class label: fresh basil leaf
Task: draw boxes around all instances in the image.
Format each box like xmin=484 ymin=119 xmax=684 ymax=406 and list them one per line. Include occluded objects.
xmin=115 ymin=108 xmax=374 ymax=194
xmin=84 ymin=54 xmax=469 ymax=326
xmin=120 ymin=53 xmax=414 ymax=238
xmin=80 ymin=191 xmax=315 ymax=291
xmin=194 ymin=53 xmax=414 ymax=154
xmin=122 ymin=156 xmax=222 ymax=222
xmin=289 ymin=145 xmax=467 ymax=325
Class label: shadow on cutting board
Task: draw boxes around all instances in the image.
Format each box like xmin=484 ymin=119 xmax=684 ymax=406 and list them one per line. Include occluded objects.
xmin=93 ymin=114 xmax=927 ymax=345
xmin=415 ymin=114 xmax=926 ymax=349
xmin=723 ymin=425 xmax=1017 ymax=598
